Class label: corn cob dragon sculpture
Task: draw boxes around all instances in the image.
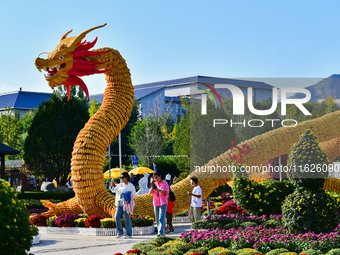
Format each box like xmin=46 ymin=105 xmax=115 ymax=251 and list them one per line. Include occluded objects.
xmin=35 ymin=24 xmax=340 ymax=218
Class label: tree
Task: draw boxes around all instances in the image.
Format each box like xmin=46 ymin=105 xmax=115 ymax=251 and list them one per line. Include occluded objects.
xmin=109 ymin=101 xmax=139 ymax=168
xmin=129 ymin=115 xmax=166 ymax=168
xmin=173 ymin=99 xmax=190 ymax=172
xmin=325 ymin=95 xmax=338 ymax=113
xmin=282 ymin=129 xmax=338 ymax=234
xmin=23 ymin=93 xmax=89 ymax=184
xmin=190 ymin=99 xmax=236 ymax=168
xmin=0 ymin=109 xmax=22 ymax=159
xmin=88 ymin=98 xmax=101 ymax=117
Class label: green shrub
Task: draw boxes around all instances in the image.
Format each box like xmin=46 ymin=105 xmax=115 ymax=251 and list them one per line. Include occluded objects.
xmin=282 ymin=188 xmax=339 ymax=233
xmin=175 ymin=209 xmax=189 ymax=217
xmin=148 ymin=247 xmax=182 ymax=255
xmin=263 ymin=219 xmax=281 ymax=229
xmin=160 ymin=240 xmax=190 ymax=252
xmin=233 ymin=164 xmax=295 ymax=215
xmin=283 ymin=130 xmax=339 ymax=234
xmin=210 ymin=183 xmax=232 ymax=197
xmin=326 ymin=249 xmax=340 ymax=255
xmin=240 ymin=221 xmax=258 ymax=228
xmin=16 ymin=190 xmax=75 ymax=200
xmin=224 ymin=222 xmax=238 ymax=230
xmin=184 ymin=247 xmax=209 ymax=255
xmin=266 ymin=248 xmax=289 ymax=255
xmin=287 ymin=130 xmax=329 ymax=191
xmin=0 ymin=179 xmax=38 ymax=255
xmin=153 ymin=156 xmax=181 ymax=181
xmin=100 ymin=218 xmax=116 ymax=228
xmin=191 ymin=220 xmax=206 ymax=229
xmin=173 ymin=172 xmax=189 ymax=184
xmin=209 ymin=247 xmax=236 ymax=255
xmin=132 ymin=242 xmax=157 ymax=252
xmin=47 ymin=216 xmax=58 ymax=227
xmin=280 ymin=253 xmax=298 ymax=255
xmin=235 ymin=248 xmax=262 ymax=255
xmin=75 ymin=218 xmax=86 ymax=227
xmin=150 ymin=236 xmax=175 ymax=247
xmin=299 ymin=249 xmax=324 ymax=255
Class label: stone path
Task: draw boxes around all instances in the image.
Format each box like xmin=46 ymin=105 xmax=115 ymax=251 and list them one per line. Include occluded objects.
xmin=30 ymin=223 xmax=191 ymax=255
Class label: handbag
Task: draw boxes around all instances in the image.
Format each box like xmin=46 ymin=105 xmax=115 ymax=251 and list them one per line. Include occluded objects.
xmin=122 ymin=191 xmax=132 ymax=203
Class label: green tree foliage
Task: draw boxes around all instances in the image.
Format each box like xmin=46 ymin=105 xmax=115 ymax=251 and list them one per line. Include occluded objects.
xmin=190 ymin=99 xmax=236 ymax=168
xmin=0 ymin=179 xmax=38 ymax=255
xmin=282 ymin=188 xmax=339 ymax=233
xmin=129 ymin=115 xmax=166 ymax=168
xmin=232 ymin=166 xmax=295 ymax=215
xmin=173 ymin=99 xmax=190 ymax=172
xmin=222 ymin=98 xmax=282 ymax=142
xmin=325 ymin=95 xmax=338 ymax=113
xmin=109 ymin=101 xmax=139 ymax=168
xmin=88 ymin=98 xmax=101 ymax=117
xmin=287 ymin=129 xmax=329 ymax=190
xmin=23 ymin=93 xmax=89 ymax=184
xmin=282 ymin=129 xmax=338 ymax=234
xmin=0 ymin=109 xmax=22 ymax=159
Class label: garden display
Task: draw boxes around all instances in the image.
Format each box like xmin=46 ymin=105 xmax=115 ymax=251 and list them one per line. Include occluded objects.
xmin=34 ymin=22 xmax=340 ymax=218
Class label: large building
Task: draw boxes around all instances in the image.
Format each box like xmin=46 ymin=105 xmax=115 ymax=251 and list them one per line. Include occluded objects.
xmin=1 ymin=76 xmax=275 ymax=117
xmin=0 ymin=88 xmax=52 ymax=117
xmin=90 ymin=75 xmax=275 ymax=118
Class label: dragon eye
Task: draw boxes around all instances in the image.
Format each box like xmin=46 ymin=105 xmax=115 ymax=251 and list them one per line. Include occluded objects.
xmin=59 ymin=56 xmax=64 ymax=60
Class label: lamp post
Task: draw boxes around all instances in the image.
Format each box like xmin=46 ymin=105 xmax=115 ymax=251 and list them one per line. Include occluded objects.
xmin=119 ymin=133 xmax=122 ymax=180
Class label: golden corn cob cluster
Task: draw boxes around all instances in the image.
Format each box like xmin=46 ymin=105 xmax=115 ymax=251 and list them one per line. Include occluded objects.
xmin=324 ymin=177 xmax=340 ymax=193
xmin=42 ymin=44 xmax=339 ymax=218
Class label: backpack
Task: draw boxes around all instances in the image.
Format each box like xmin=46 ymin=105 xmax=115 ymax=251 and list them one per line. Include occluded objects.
xmin=169 ymin=190 xmax=176 ymax=202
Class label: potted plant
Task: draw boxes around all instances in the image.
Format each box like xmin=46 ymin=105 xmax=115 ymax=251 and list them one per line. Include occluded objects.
xmin=75 ymin=218 xmax=87 ymax=227
xmin=29 ymin=214 xmax=48 ymax=226
xmin=85 ymin=215 xmax=103 ymax=228
xmin=100 ymin=218 xmax=116 ymax=228
xmin=46 ymin=216 xmax=58 ymax=227
xmin=55 ymin=213 xmax=80 ymax=227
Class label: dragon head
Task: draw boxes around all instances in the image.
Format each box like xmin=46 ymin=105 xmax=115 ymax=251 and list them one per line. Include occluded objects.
xmin=35 ymin=24 xmax=108 ymax=100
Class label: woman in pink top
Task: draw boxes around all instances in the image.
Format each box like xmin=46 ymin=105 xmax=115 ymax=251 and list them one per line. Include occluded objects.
xmin=149 ymin=172 xmax=169 ymax=236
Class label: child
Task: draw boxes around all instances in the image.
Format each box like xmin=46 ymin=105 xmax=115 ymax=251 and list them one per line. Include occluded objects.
xmin=187 ymin=176 xmax=202 ymax=223
xmin=166 ymin=189 xmax=176 ymax=232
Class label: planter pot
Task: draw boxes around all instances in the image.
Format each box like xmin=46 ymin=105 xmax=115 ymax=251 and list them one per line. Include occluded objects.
xmin=35 ymin=223 xmax=47 ymax=226
xmin=63 ymin=223 xmax=75 ymax=227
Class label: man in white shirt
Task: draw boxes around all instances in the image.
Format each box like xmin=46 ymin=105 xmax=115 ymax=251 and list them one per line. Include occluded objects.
xmin=187 ymin=176 xmax=202 ymax=223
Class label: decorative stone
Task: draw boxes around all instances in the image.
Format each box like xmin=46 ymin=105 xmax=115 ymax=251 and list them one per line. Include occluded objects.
xmin=40 ymin=182 xmax=56 ymax=192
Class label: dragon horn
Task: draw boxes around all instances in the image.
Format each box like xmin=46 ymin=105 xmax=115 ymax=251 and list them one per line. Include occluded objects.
xmin=61 ymin=29 xmax=73 ymax=40
xmin=69 ymin=23 xmax=107 ymax=49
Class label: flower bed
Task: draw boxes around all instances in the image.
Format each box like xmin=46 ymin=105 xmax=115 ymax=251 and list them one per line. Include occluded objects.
xmin=192 ymin=214 xmax=282 ymax=230
xmin=180 ymin=224 xmax=340 ymax=253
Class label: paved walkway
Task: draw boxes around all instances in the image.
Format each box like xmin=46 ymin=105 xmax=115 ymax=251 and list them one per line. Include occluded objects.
xmin=30 ymin=223 xmax=191 ymax=255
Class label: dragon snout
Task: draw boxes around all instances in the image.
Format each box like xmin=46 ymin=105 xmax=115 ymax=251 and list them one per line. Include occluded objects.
xmin=35 ymin=57 xmax=48 ymax=71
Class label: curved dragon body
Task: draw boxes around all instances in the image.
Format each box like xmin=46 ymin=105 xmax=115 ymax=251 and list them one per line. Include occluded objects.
xmin=36 ymin=25 xmax=340 ymax=218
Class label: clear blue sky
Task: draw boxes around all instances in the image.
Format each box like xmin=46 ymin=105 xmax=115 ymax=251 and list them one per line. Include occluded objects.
xmin=0 ymin=0 xmax=339 ymax=95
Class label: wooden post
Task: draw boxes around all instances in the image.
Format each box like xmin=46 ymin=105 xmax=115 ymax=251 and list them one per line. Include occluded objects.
xmin=207 ymin=195 xmax=211 ymax=217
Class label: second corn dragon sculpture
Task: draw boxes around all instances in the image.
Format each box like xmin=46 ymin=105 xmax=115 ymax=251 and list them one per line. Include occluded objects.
xmin=35 ymin=24 xmax=340 ymax=218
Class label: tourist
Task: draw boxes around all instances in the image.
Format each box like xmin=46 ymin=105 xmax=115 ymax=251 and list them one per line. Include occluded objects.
xmin=111 ymin=172 xmax=136 ymax=239
xmin=187 ymin=176 xmax=202 ymax=223
xmin=166 ymin=189 xmax=176 ymax=232
xmin=149 ymin=172 xmax=169 ymax=236
xmin=130 ymin=173 xmax=139 ymax=187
